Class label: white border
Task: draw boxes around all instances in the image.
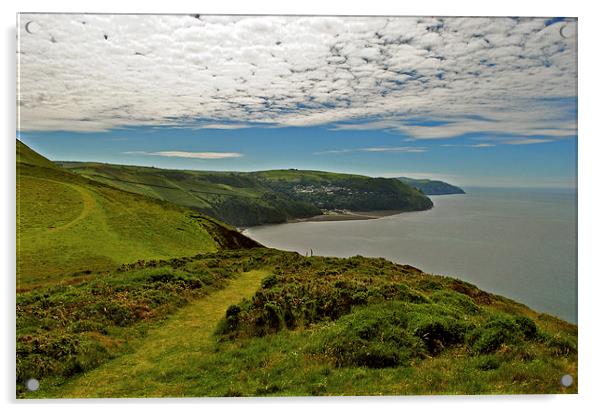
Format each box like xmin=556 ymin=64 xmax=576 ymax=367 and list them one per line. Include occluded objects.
xmin=3 ymin=1 xmax=601 ymax=411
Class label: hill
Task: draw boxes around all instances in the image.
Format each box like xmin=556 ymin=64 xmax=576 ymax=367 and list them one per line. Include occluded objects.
xmin=16 ymin=140 xmax=258 ymax=290
xmin=252 ymin=169 xmax=433 ymax=212
xmin=57 ymin=162 xmax=433 ymax=227
xmin=398 ymin=177 xmax=465 ymax=195
xmin=18 ymin=248 xmax=577 ymax=397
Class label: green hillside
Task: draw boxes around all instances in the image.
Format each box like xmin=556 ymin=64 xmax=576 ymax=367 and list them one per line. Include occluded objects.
xmin=16 ymin=141 xmax=576 ymax=397
xmin=58 ymin=163 xmax=433 ymax=227
xmin=58 ymin=162 xmax=321 ymax=227
xmin=253 ymin=169 xmax=433 ymax=212
xmin=17 ymin=140 xmax=257 ymax=290
xmin=398 ymin=177 xmax=465 ymax=195
xmin=18 ymin=249 xmax=577 ymax=397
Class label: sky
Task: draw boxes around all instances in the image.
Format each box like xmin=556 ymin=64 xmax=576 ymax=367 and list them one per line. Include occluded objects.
xmin=17 ymin=14 xmax=577 ymax=188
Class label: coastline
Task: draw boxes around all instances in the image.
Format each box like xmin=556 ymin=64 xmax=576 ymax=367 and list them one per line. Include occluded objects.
xmin=287 ymin=209 xmax=406 ymax=223
xmin=237 ymin=209 xmax=407 ymax=232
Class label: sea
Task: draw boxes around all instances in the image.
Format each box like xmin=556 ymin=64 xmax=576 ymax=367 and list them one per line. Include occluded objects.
xmin=243 ymin=187 xmax=578 ymax=324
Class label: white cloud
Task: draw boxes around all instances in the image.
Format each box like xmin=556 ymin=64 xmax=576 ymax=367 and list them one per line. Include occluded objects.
xmin=441 ymin=143 xmax=495 ymax=148
xmin=503 ymin=138 xmax=555 ymax=145
xmin=125 ymin=150 xmax=243 ymax=159
xmin=360 ymin=147 xmax=427 ymax=153
xmin=17 ymin=14 xmax=577 ymax=143
xmin=315 ymin=146 xmax=427 ymax=155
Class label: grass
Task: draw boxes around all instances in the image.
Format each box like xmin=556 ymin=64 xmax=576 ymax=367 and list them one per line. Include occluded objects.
xmin=17 ymin=249 xmax=272 ymax=397
xmin=26 ymin=269 xmax=270 ymax=398
xmin=58 ymin=162 xmax=433 ymax=227
xmin=18 ymin=249 xmax=577 ymax=397
xmin=57 ymin=162 xmax=322 ymax=227
xmin=16 ymin=140 xmax=255 ymax=289
xmin=16 ymin=142 xmax=577 ymax=397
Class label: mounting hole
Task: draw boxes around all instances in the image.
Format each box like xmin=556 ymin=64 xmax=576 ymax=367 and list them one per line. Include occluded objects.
xmin=560 ymin=374 xmax=573 ymax=387
xmin=26 ymin=378 xmax=39 ymax=391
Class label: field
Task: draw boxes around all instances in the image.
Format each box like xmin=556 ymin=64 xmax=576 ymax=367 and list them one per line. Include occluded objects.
xmin=17 ymin=141 xmax=254 ymax=290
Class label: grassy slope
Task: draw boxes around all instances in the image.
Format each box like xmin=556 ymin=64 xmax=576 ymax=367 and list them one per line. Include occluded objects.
xmin=19 ymin=249 xmax=577 ymax=397
xmin=16 ymin=140 xmax=255 ymax=289
xmin=253 ymin=169 xmax=433 ymax=212
xmin=33 ymin=269 xmax=270 ymax=398
xmin=58 ymin=163 xmax=433 ymax=226
xmin=58 ymin=162 xmax=322 ymax=227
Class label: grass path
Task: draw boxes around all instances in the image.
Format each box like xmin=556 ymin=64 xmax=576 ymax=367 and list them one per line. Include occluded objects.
xmin=47 ymin=181 xmax=96 ymax=233
xmin=43 ymin=269 xmax=269 ymax=398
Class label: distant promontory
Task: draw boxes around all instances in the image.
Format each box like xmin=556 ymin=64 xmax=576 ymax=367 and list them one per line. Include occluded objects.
xmin=398 ymin=177 xmax=465 ymax=195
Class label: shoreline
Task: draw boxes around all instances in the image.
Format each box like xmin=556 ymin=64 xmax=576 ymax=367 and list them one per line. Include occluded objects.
xmin=237 ymin=208 xmax=432 ymax=231
xmin=287 ymin=209 xmax=406 ymax=223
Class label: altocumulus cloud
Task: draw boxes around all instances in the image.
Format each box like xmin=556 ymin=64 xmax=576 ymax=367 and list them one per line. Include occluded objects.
xmin=17 ymin=14 xmax=576 ymax=145
xmin=125 ymin=151 xmax=243 ymax=159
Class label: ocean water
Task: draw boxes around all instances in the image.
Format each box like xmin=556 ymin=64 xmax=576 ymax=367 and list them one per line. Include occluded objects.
xmin=244 ymin=187 xmax=578 ymax=323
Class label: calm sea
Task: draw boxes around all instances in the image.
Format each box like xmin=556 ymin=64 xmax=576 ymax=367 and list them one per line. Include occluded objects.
xmin=244 ymin=187 xmax=577 ymax=323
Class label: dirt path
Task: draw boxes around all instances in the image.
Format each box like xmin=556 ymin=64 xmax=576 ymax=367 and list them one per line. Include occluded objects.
xmin=49 ymin=269 xmax=269 ymax=398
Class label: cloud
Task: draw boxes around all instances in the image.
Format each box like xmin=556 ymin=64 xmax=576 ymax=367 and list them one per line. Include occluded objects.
xmin=125 ymin=150 xmax=243 ymax=159
xmin=441 ymin=143 xmax=495 ymax=148
xmin=195 ymin=123 xmax=251 ymax=130
xmin=315 ymin=146 xmax=426 ymax=155
xmin=503 ymin=138 xmax=555 ymax=145
xmin=18 ymin=14 xmax=577 ymax=142
xmin=360 ymin=147 xmax=427 ymax=153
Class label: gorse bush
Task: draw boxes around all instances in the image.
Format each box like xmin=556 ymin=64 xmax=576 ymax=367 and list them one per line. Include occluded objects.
xmin=470 ymin=315 xmax=539 ymax=354
xmin=218 ymin=255 xmax=432 ymax=339
xmin=16 ymin=249 xmax=274 ymax=392
xmin=17 ymin=249 xmax=578 ymax=396
xmin=310 ymin=301 xmax=472 ymax=368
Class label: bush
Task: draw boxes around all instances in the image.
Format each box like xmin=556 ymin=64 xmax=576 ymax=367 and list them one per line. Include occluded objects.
xmin=471 ymin=315 xmax=539 ymax=354
xmin=411 ymin=313 xmax=468 ymax=355
xmin=514 ymin=316 xmax=538 ymax=339
xmin=312 ymin=303 xmax=441 ymax=368
xmin=471 ymin=317 xmax=519 ymax=354
xmin=431 ymin=290 xmax=479 ymax=314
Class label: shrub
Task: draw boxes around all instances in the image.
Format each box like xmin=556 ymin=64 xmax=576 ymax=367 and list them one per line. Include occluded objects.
xmin=411 ymin=313 xmax=468 ymax=355
xmin=514 ymin=316 xmax=538 ymax=339
xmin=471 ymin=317 xmax=520 ymax=354
xmin=312 ymin=303 xmax=429 ymax=368
xmin=261 ymin=274 xmax=278 ymax=289
xmin=431 ymin=290 xmax=479 ymax=314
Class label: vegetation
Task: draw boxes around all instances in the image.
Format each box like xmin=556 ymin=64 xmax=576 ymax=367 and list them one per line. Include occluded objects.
xmin=16 ymin=249 xmax=271 ymax=396
xmin=17 ymin=140 xmax=255 ymax=289
xmin=58 ymin=162 xmax=433 ymax=227
xmin=398 ymin=177 xmax=465 ymax=195
xmin=254 ymin=169 xmax=433 ymax=212
xmin=19 ymin=249 xmax=577 ymax=397
xmin=16 ymin=142 xmax=576 ymax=397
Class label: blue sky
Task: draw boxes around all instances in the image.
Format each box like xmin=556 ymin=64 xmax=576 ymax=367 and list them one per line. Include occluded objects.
xmin=17 ymin=15 xmax=577 ymax=188
xmin=19 ymin=118 xmax=576 ymax=188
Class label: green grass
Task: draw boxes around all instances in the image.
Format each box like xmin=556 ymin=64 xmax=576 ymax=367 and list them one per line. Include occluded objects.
xmin=16 ymin=140 xmax=254 ymax=290
xmin=16 ymin=141 xmax=576 ymax=397
xmin=18 ymin=249 xmax=577 ymax=397
xmin=58 ymin=163 xmax=433 ymax=227
xmin=28 ymin=269 xmax=270 ymax=398
xmin=58 ymin=162 xmax=322 ymax=227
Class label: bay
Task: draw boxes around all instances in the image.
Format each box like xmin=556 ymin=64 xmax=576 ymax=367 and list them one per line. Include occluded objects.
xmin=244 ymin=187 xmax=578 ymax=323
